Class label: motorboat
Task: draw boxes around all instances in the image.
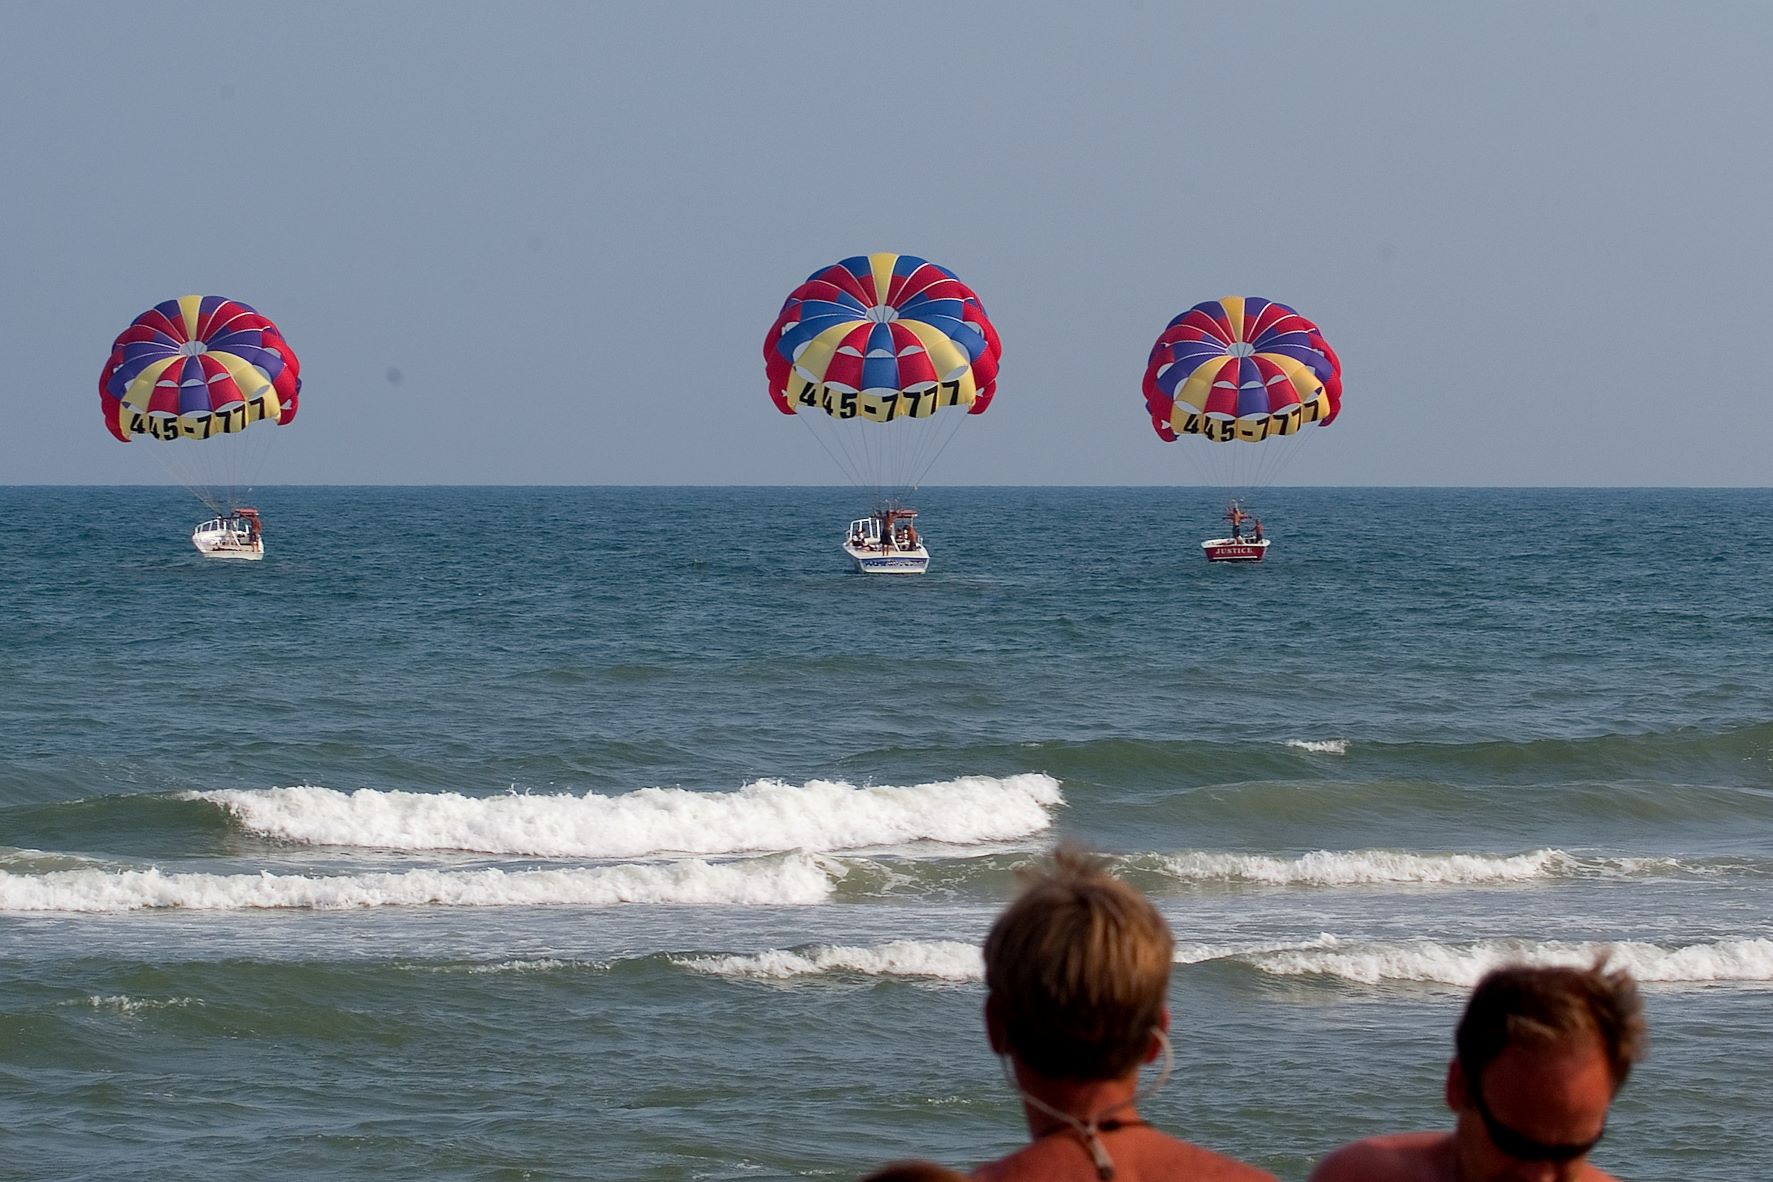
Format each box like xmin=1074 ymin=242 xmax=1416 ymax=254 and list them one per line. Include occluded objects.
xmin=1201 ymin=536 xmax=1270 ymax=562
xmin=843 ymin=507 xmax=929 ymax=574
xmin=192 ymin=507 xmax=264 ymax=560
xmin=1203 ymin=500 xmax=1268 ymax=562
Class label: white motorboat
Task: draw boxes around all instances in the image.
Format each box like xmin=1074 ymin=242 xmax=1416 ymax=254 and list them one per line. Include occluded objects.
xmin=843 ymin=507 xmax=929 ymax=574
xmin=192 ymin=507 xmax=264 ymax=560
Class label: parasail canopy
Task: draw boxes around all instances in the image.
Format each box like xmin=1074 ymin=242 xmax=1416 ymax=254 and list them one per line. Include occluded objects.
xmin=764 ymin=253 xmax=1000 ymax=496
xmin=1141 ymin=296 xmax=1340 ymax=493
xmin=1143 ymin=296 xmax=1339 ymax=443
xmin=766 ymin=252 xmax=1000 ymax=422
xmin=99 ymin=295 xmax=301 ymax=515
xmin=100 ymin=295 xmax=300 ymax=445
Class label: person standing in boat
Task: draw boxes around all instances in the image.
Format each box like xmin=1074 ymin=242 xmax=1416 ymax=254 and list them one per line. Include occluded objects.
xmin=1226 ymin=503 xmax=1245 ymax=540
xmin=1252 ymin=519 xmax=1263 ymax=543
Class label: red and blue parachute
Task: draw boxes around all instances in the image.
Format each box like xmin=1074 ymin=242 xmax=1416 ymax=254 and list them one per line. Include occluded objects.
xmin=765 ymin=253 xmax=1000 ymax=495
xmin=765 ymin=253 xmax=1000 ymax=423
xmin=1143 ymin=296 xmax=1339 ymax=444
xmin=100 ymin=295 xmax=300 ymax=444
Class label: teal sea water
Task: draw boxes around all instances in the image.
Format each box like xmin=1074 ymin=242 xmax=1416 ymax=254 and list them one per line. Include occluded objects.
xmin=3 ymin=486 xmax=1771 ymax=1181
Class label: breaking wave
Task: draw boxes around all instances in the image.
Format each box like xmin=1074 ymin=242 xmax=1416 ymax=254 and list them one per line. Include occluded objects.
xmin=1284 ymin=739 xmax=1349 ymax=755
xmin=1143 ymin=848 xmax=1678 ymax=886
xmin=672 ymin=936 xmax=1773 ymax=989
xmin=189 ymin=774 xmax=1062 ymax=858
xmin=678 ymin=939 xmax=982 ymax=982
xmin=0 ymin=853 xmax=834 ymax=913
xmin=1236 ymin=936 xmax=1773 ymax=986
xmin=73 ymin=995 xmax=205 ymax=1014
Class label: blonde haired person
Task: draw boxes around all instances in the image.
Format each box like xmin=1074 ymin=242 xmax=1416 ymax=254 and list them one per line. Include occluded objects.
xmin=974 ymin=845 xmax=1275 ymax=1182
xmin=1309 ymin=959 xmax=1646 ymax=1182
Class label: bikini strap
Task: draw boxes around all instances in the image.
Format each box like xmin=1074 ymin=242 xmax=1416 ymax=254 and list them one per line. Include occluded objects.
xmin=1002 ymin=1029 xmax=1174 ymax=1181
xmin=1025 ymin=1095 xmax=1148 ymax=1180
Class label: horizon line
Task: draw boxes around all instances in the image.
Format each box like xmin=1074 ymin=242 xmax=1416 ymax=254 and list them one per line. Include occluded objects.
xmin=5 ymin=482 xmax=1771 ymax=492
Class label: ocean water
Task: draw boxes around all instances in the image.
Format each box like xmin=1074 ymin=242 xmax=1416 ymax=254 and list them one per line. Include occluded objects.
xmin=2 ymin=485 xmax=1770 ymax=1182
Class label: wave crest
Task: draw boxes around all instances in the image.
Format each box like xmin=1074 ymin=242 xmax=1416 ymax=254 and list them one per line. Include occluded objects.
xmin=1152 ymin=849 xmax=1580 ymax=886
xmin=678 ymin=939 xmax=982 ymax=982
xmin=1242 ymin=937 xmax=1773 ymax=986
xmin=73 ymin=995 xmax=204 ymax=1014
xmin=0 ymin=854 xmax=834 ymax=913
xmin=190 ymin=774 xmax=1062 ymax=858
xmin=1284 ymin=739 xmax=1349 ymax=755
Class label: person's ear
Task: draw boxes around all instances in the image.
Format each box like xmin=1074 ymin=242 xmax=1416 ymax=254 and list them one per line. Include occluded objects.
xmin=984 ymin=993 xmax=1008 ymax=1055
xmin=1445 ymin=1058 xmax=1466 ymax=1114
xmin=1143 ymin=1007 xmax=1172 ymax=1063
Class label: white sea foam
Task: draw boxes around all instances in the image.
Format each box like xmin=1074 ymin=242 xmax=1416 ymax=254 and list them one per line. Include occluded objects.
xmin=0 ymin=854 xmax=834 ymax=913
xmin=1154 ymin=848 xmax=1583 ymax=886
xmin=396 ymin=958 xmax=606 ymax=975
xmin=1285 ymin=739 xmax=1349 ymax=755
xmin=679 ymin=939 xmax=983 ymax=982
xmin=75 ymin=995 xmax=203 ymax=1014
xmin=462 ymin=958 xmax=587 ymax=975
xmin=1245 ymin=937 xmax=1773 ymax=986
xmin=190 ymin=774 xmax=1062 ymax=857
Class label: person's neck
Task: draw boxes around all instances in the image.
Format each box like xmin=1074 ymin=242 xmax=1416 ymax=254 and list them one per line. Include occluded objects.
xmin=1011 ymin=1062 xmax=1141 ymax=1140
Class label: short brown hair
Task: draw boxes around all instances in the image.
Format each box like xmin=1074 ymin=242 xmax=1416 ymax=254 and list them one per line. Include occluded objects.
xmin=983 ymin=845 xmax=1173 ymax=1080
xmin=1455 ymin=958 xmax=1646 ymax=1090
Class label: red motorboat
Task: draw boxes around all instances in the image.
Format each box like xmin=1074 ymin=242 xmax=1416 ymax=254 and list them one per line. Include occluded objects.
xmin=1202 ymin=538 xmax=1270 ymax=562
xmin=1202 ymin=501 xmax=1269 ymax=562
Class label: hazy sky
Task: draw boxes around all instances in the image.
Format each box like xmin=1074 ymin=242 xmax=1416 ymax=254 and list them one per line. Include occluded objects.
xmin=5 ymin=1 xmax=1770 ymax=486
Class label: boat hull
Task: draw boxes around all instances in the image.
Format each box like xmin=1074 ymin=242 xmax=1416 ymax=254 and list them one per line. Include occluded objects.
xmin=193 ymin=539 xmax=264 ymax=560
xmin=845 ymin=544 xmax=930 ymax=574
xmin=1202 ymin=537 xmax=1269 ymax=563
xmin=193 ymin=528 xmax=264 ymax=560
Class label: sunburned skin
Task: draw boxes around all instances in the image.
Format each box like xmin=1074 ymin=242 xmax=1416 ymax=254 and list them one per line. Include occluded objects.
xmin=973 ymin=1013 xmax=1278 ymax=1182
xmin=1307 ymin=1037 xmax=1619 ymax=1182
xmin=1449 ymin=1040 xmax=1614 ymax=1182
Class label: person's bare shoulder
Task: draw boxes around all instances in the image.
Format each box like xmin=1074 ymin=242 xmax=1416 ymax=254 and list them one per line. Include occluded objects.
xmin=967 ymin=1146 xmax=1028 ymax=1182
xmin=1307 ymin=1132 xmax=1450 ymax=1182
xmin=1165 ymin=1141 xmax=1278 ymax=1181
xmin=968 ymin=1158 xmax=1005 ymax=1181
xmin=973 ymin=1132 xmax=1276 ymax=1181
